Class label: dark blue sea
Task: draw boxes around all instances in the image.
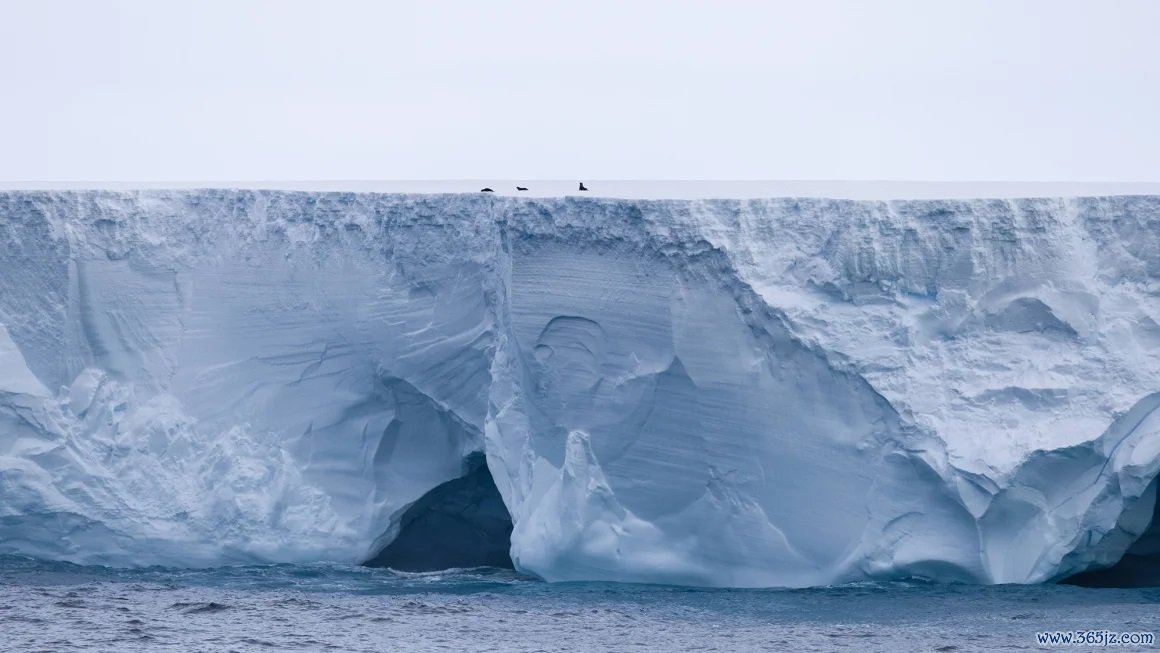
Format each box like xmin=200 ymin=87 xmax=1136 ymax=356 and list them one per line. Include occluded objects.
xmin=1 ymin=556 xmax=1157 ymax=652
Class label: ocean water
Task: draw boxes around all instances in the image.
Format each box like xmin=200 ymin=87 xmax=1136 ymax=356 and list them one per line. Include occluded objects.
xmin=1 ymin=556 xmax=1157 ymax=652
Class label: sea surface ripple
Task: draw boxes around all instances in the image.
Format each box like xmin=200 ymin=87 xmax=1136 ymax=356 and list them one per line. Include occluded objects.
xmin=1 ymin=556 xmax=1158 ymax=652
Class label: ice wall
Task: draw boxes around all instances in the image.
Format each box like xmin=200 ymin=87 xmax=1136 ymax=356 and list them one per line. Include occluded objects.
xmin=0 ymin=190 xmax=1158 ymax=586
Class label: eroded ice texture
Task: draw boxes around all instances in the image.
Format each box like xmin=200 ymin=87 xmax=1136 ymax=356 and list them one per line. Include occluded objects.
xmin=1 ymin=191 xmax=1158 ymax=587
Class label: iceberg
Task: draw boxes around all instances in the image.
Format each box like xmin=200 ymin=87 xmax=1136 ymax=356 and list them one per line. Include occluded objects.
xmin=0 ymin=189 xmax=1158 ymax=587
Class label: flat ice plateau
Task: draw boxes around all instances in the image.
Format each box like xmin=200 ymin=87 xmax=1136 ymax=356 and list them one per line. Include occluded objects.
xmin=1 ymin=188 xmax=1159 ymax=588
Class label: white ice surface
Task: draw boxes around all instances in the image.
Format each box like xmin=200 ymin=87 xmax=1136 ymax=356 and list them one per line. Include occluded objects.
xmin=1 ymin=190 xmax=1159 ymax=586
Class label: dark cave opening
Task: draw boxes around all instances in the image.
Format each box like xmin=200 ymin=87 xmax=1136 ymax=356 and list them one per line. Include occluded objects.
xmin=365 ymin=453 xmax=514 ymax=571
xmin=1062 ymin=483 xmax=1160 ymax=588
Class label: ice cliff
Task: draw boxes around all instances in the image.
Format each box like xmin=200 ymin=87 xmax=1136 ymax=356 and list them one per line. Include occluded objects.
xmin=1 ymin=190 xmax=1159 ymax=588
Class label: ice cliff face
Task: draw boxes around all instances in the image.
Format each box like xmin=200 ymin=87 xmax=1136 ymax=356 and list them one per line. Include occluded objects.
xmin=1 ymin=190 xmax=1159 ymax=587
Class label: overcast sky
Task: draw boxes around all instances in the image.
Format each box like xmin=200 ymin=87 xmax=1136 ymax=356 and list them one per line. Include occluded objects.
xmin=2 ymin=0 xmax=1158 ymax=181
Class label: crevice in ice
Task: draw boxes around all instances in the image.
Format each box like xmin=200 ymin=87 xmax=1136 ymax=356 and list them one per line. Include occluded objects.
xmin=1063 ymin=479 xmax=1160 ymax=587
xmin=364 ymin=453 xmax=514 ymax=571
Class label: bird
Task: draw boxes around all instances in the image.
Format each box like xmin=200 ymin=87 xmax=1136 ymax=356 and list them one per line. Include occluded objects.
xmin=578 ymin=182 xmax=588 ymax=191
xmin=480 ymin=188 xmax=494 ymax=192
xmin=516 ymin=186 xmax=528 ymax=191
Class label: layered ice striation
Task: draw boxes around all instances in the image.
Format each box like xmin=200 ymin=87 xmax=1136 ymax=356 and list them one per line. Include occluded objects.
xmin=1 ymin=190 xmax=1159 ymax=587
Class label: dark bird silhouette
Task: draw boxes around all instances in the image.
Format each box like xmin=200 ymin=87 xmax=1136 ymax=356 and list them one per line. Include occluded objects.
xmin=480 ymin=188 xmax=494 ymax=192
xmin=578 ymin=182 xmax=588 ymax=191
xmin=516 ymin=186 xmax=528 ymax=191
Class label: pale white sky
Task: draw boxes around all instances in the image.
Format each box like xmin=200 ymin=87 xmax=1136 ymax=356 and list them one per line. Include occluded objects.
xmin=1 ymin=0 xmax=1158 ymax=182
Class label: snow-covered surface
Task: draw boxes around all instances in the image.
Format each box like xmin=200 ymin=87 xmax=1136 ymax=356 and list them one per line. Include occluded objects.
xmin=1 ymin=189 xmax=1159 ymax=587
